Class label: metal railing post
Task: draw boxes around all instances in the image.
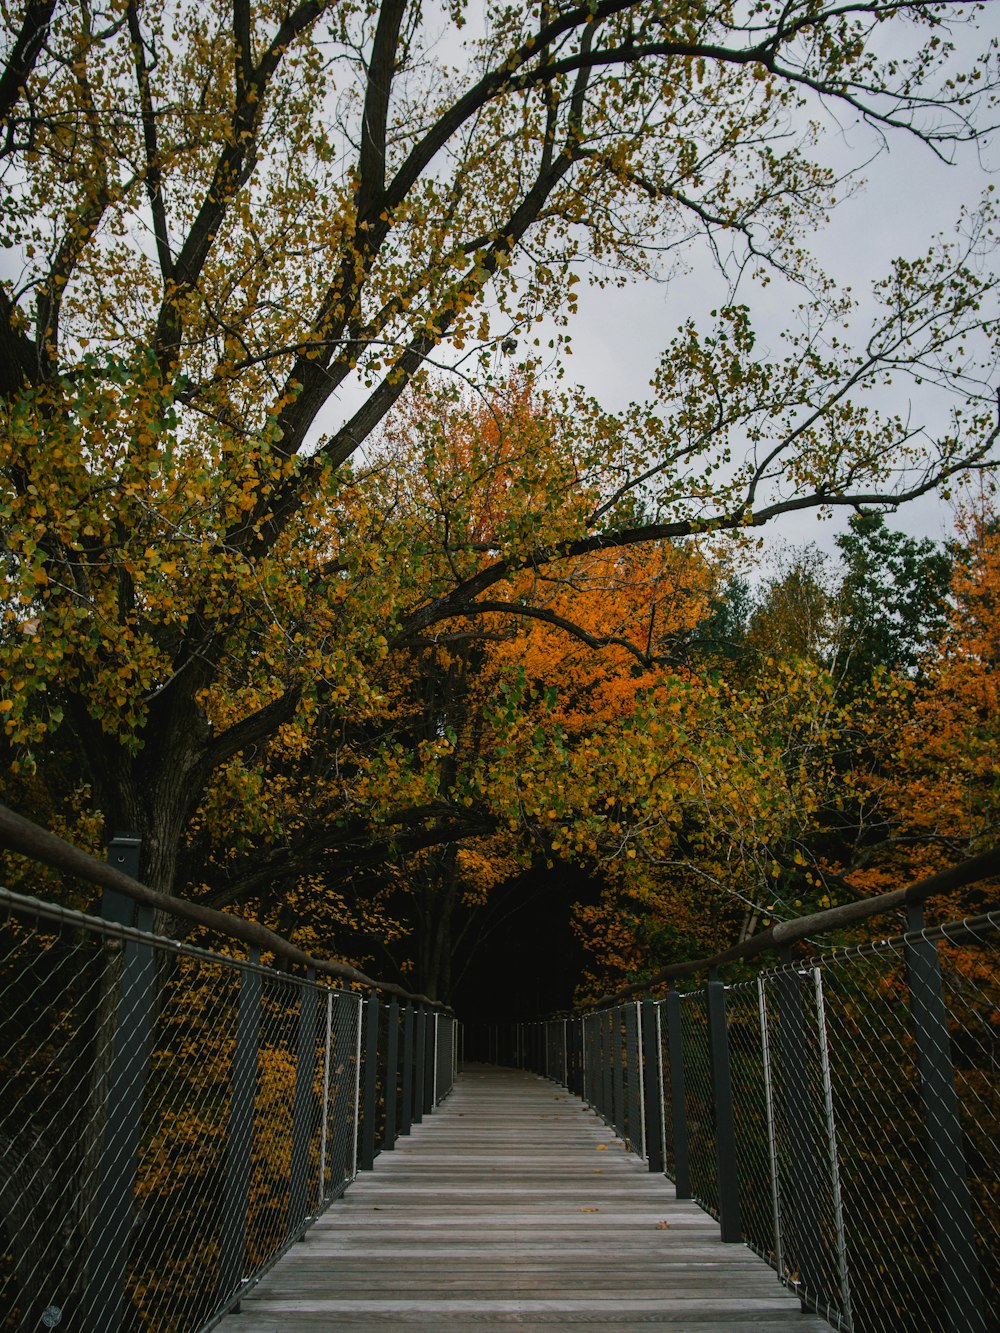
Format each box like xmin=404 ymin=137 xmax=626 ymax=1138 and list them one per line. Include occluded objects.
xmin=289 ymin=968 xmax=318 ymax=1238
xmin=85 ymin=837 xmax=156 ymax=1332
xmin=360 ymin=990 xmax=380 ymax=1170
xmin=601 ymin=1009 xmax=613 ymax=1124
xmin=319 ymin=988 xmax=333 ymax=1196
xmin=775 ymin=956 xmax=824 ymax=1303
xmin=641 ymin=999 xmax=665 ymax=1173
xmin=432 ymin=1011 xmax=440 ymax=1106
xmin=625 ymin=1002 xmax=642 ymax=1153
xmin=400 ymin=1003 xmax=414 ymax=1136
xmin=706 ymin=969 xmax=742 ymax=1243
xmin=665 ymin=989 xmax=691 ymax=1198
xmin=812 ymin=967 xmax=853 ymax=1331
xmin=218 ymin=947 xmax=262 ymax=1310
xmin=612 ymin=1007 xmax=625 ymax=1137
xmin=384 ymin=997 xmax=399 ymax=1149
xmin=413 ymin=1006 xmax=427 ymax=1124
xmin=351 ymin=993 xmax=363 ymax=1179
xmin=758 ymin=976 xmax=784 ymax=1280
xmin=424 ymin=1011 xmax=437 ymax=1113
xmin=904 ymin=905 xmax=986 ymax=1331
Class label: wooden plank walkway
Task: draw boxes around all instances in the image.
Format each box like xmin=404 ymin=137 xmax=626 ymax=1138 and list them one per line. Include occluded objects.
xmin=221 ymin=1065 xmax=829 ymax=1331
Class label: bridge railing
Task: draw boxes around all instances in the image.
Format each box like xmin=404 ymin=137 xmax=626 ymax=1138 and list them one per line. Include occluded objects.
xmin=475 ymin=886 xmax=999 ymax=1333
xmin=0 ymin=813 xmax=458 ymax=1333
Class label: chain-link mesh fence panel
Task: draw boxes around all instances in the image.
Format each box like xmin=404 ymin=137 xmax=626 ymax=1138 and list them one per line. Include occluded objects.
xmin=817 ymin=943 xmax=940 ymax=1332
xmin=610 ymin=1006 xmax=625 ymax=1139
xmin=1 ymin=905 xmax=108 ymax=1331
xmin=623 ymin=1002 xmax=643 ymax=1155
xmin=760 ymin=965 xmax=851 ymax=1327
xmin=725 ymin=979 xmax=776 ymax=1267
xmin=581 ymin=1012 xmax=599 ymax=1109
xmin=0 ymin=890 xmax=366 ymax=1333
xmin=658 ymin=998 xmax=680 ymax=1186
xmin=937 ymin=921 xmax=1000 ymax=1325
xmin=678 ymin=988 xmax=717 ymax=1217
xmin=127 ymin=950 xmax=240 ymax=1331
xmin=436 ymin=1014 xmax=456 ymax=1102
xmin=544 ymin=1019 xmax=565 ymax=1086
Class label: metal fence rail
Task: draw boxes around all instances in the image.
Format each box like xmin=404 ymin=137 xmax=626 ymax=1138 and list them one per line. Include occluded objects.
xmin=0 ymin=886 xmax=458 ymax=1333
xmin=477 ymin=909 xmax=999 ymax=1333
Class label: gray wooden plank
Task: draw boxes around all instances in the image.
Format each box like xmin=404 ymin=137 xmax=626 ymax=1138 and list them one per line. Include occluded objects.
xmin=217 ymin=1066 xmax=829 ymax=1332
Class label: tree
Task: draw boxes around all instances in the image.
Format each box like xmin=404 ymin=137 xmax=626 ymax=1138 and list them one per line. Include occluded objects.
xmin=2 ymin=0 xmax=999 ymax=903
xmin=842 ymin=500 xmax=1000 ymax=900
xmin=834 ymin=511 xmax=952 ymax=688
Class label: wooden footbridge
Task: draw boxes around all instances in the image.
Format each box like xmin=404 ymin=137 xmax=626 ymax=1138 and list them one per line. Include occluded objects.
xmin=220 ymin=1065 xmax=828 ymax=1332
xmin=1 ymin=815 xmax=997 ymax=1332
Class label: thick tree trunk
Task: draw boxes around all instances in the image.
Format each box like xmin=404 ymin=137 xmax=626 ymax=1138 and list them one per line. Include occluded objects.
xmin=73 ymin=677 xmax=213 ymax=899
xmin=416 ymin=848 xmax=460 ymax=1002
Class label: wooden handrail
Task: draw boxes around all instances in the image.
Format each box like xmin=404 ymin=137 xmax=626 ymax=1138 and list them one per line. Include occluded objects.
xmin=0 ymin=801 xmax=448 ymax=1010
xmin=583 ymin=845 xmax=1000 ymax=1010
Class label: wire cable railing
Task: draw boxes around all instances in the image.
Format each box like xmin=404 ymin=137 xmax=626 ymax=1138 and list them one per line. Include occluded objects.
xmin=0 ymin=809 xmax=458 ymax=1333
xmin=473 ymin=865 xmax=1000 ymax=1333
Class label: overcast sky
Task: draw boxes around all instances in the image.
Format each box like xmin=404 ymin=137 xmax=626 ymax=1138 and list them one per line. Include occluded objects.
xmin=551 ymin=66 xmax=1000 ymax=567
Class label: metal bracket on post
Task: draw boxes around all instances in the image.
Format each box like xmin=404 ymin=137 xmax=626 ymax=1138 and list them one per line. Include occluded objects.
xmin=904 ymin=904 xmax=986 ymax=1332
xmin=289 ymin=968 xmax=318 ymax=1239
xmin=85 ymin=835 xmax=156 ymax=1333
xmin=101 ymin=833 xmax=145 ymax=928
xmin=641 ymin=1000 xmax=665 ymax=1174
xmin=665 ymin=989 xmax=690 ymax=1198
xmin=218 ymin=947 xmax=262 ymax=1310
xmin=706 ymin=969 xmax=742 ymax=1243
xmin=360 ymin=990 xmax=380 ymax=1170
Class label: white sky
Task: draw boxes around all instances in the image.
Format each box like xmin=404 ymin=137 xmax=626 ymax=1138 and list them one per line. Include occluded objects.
xmin=552 ymin=77 xmax=1000 ymax=564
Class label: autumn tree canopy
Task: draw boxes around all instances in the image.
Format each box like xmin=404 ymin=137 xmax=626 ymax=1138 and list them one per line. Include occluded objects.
xmin=2 ymin=0 xmax=999 ymax=934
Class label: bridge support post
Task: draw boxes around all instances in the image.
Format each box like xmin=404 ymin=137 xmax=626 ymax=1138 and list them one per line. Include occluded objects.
xmin=706 ymin=969 xmax=742 ymax=1242
xmin=665 ymin=989 xmax=690 ymax=1198
xmin=905 ymin=904 xmax=986 ymax=1332
xmin=218 ymin=947 xmax=262 ymax=1311
xmin=289 ymin=968 xmax=318 ymax=1237
xmin=641 ymin=1000 xmax=665 ymax=1174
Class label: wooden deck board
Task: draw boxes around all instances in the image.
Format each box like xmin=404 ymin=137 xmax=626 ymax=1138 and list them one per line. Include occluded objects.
xmin=219 ymin=1066 xmax=829 ymax=1331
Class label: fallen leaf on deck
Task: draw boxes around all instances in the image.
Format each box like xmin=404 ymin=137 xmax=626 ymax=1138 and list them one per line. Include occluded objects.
xmin=595 ymin=1144 xmax=609 ymax=1151
xmin=580 ymin=1207 xmax=600 ymax=1213
xmin=656 ymin=1221 xmax=670 ymax=1230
